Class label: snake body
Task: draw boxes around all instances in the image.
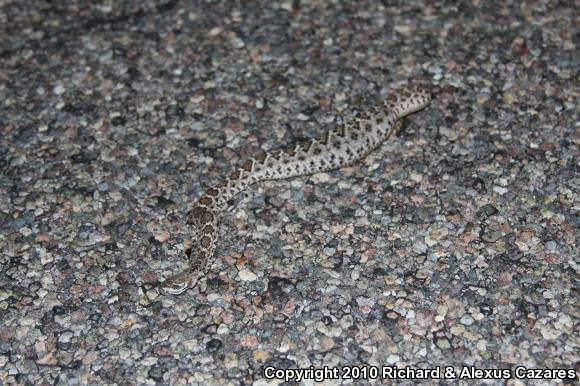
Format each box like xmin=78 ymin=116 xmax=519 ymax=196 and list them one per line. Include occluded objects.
xmin=161 ymin=86 xmax=431 ymax=295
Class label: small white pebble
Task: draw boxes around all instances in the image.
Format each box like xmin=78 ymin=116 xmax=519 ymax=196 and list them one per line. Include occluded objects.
xmin=19 ymin=227 xmax=32 ymax=236
xmin=53 ymin=84 xmax=65 ymax=95
xmin=238 ymin=269 xmax=258 ymax=282
xmin=460 ymin=315 xmax=474 ymax=325
xmin=436 ymin=338 xmax=451 ymax=349
xmin=386 ymin=354 xmax=400 ymax=364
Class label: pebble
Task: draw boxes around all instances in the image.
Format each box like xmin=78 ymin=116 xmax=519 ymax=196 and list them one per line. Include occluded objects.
xmin=425 ymin=228 xmax=448 ymax=246
xmin=53 ymin=84 xmax=65 ymax=95
xmin=310 ymin=172 xmax=330 ymax=184
xmin=238 ymin=269 xmax=258 ymax=282
xmin=451 ymin=324 xmax=466 ymax=335
xmin=36 ymin=352 xmax=58 ymax=366
xmin=460 ymin=315 xmax=474 ymax=326
xmin=386 ymin=354 xmax=400 ymax=364
xmin=19 ymin=227 xmax=32 ymax=236
xmin=545 ymin=240 xmax=558 ymax=251
xmin=436 ymin=339 xmax=451 ymax=350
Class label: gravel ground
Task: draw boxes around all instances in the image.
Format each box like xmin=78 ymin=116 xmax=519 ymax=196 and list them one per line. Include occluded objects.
xmin=0 ymin=0 xmax=578 ymax=385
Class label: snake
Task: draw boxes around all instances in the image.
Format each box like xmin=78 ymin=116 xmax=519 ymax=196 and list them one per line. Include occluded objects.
xmin=160 ymin=85 xmax=431 ymax=295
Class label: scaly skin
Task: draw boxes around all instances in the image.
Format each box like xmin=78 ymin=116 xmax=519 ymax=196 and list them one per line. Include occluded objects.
xmin=161 ymin=85 xmax=431 ymax=295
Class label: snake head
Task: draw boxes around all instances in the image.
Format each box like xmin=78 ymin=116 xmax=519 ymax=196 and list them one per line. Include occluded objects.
xmin=160 ymin=270 xmax=200 ymax=295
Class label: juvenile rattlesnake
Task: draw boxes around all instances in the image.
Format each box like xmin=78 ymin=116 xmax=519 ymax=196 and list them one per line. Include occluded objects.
xmin=161 ymin=85 xmax=431 ymax=295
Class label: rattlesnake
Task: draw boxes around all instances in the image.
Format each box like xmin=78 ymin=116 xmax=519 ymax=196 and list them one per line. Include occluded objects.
xmin=161 ymin=85 xmax=431 ymax=295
